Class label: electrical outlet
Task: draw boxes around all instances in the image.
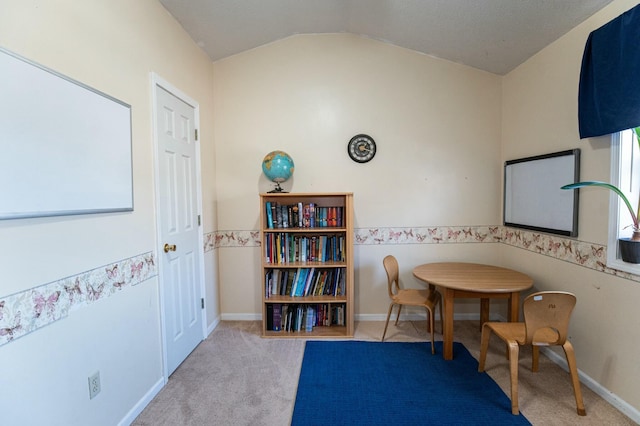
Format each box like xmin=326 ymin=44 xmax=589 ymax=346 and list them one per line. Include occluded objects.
xmin=88 ymin=371 xmax=101 ymax=399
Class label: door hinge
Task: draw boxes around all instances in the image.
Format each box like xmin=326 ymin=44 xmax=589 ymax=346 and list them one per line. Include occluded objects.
xmin=195 ymin=129 xmax=198 ymax=141
xmin=201 ymin=298 xmax=205 ymax=309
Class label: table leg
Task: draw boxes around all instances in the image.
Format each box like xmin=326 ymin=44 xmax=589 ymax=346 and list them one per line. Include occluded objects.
xmin=508 ymin=292 xmax=520 ymax=322
xmin=425 ymin=283 xmax=437 ymax=332
xmin=443 ymin=288 xmax=455 ymax=360
xmin=479 ymin=298 xmax=489 ymax=331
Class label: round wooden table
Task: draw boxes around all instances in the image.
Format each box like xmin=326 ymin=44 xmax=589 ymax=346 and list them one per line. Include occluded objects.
xmin=412 ymin=262 xmax=533 ymax=360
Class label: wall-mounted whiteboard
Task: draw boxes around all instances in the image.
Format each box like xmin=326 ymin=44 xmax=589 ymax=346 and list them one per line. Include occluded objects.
xmin=504 ymin=149 xmax=580 ymax=237
xmin=0 ymin=47 xmax=133 ymax=220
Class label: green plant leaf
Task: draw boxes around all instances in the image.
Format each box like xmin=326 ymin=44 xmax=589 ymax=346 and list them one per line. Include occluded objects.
xmin=561 ymin=181 xmax=639 ymax=230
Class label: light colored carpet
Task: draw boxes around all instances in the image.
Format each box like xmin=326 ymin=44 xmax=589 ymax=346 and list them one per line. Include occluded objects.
xmin=132 ymin=320 xmax=635 ymax=425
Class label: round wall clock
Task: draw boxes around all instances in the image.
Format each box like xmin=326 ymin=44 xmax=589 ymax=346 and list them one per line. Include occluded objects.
xmin=347 ymin=134 xmax=376 ymax=163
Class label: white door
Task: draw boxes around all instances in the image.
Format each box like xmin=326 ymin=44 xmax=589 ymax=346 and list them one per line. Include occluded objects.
xmin=154 ymin=83 xmax=204 ymax=376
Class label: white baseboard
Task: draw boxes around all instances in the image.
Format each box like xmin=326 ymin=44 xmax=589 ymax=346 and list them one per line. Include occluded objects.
xmin=540 ymin=347 xmax=640 ymax=424
xmin=118 ymin=377 xmax=164 ymax=426
xmin=221 ymin=313 xmax=261 ymax=321
xmin=207 ymin=315 xmax=221 ymax=336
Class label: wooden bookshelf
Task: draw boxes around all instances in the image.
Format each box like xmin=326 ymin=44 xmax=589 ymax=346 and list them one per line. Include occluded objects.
xmin=260 ymin=192 xmax=354 ymax=338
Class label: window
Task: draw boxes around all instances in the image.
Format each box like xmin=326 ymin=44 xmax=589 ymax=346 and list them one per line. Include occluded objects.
xmin=607 ymin=128 xmax=640 ymax=273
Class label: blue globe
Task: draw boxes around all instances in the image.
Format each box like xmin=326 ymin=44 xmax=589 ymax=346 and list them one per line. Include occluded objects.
xmin=262 ymin=151 xmax=294 ymax=184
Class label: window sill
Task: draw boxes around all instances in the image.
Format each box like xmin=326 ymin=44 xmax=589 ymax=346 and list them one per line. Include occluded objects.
xmin=607 ymin=256 xmax=640 ymax=275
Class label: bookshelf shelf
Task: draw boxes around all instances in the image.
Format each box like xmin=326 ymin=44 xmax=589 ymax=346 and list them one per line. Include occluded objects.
xmin=260 ymin=192 xmax=354 ymax=338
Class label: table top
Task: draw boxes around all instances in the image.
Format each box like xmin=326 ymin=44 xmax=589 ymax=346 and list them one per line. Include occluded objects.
xmin=412 ymin=262 xmax=533 ymax=293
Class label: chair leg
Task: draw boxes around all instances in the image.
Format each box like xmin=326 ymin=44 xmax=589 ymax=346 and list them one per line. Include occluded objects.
xmin=438 ymin=295 xmax=444 ymax=335
xmin=426 ymin=307 xmax=435 ymax=355
xmin=381 ymin=303 xmax=395 ymax=341
xmin=532 ymin=345 xmax=539 ymax=372
xmin=563 ymin=341 xmax=587 ymax=416
xmin=508 ymin=342 xmax=520 ymax=415
xmin=394 ymin=305 xmax=403 ymax=325
xmin=478 ymin=324 xmax=492 ymax=372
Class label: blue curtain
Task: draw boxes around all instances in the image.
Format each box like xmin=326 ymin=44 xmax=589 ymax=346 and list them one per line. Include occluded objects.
xmin=578 ymin=4 xmax=640 ymax=139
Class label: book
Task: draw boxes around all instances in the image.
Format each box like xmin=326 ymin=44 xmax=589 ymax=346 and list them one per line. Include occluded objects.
xmin=309 ymin=203 xmax=315 ymax=227
xmin=297 ymin=202 xmax=304 ymax=227
xmin=292 ymin=204 xmax=299 ymax=228
xmin=285 ymin=271 xmax=295 ymax=296
xmin=318 ymin=207 xmax=324 ymax=227
xmin=280 ymin=204 xmax=288 ymax=228
xmin=333 ymin=268 xmax=341 ymax=296
xmin=282 ymin=305 xmax=289 ymax=331
xmin=271 ymin=202 xmax=278 ymax=228
xmin=300 ymin=237 xmax=307 ymax=262
xmin=280 ymin=270 xmax=288 ymax=296
xmin=302 ymin=268 xmax=315 ymax=296
xmin=310 ymin=236 xmax=317 ymax=261
xmin=294 ymin=268 xmax=310 ymax=296
xmin=288 ymin=269 xmax=299 ymax=296
xmin=266 ymin=304 xmax=274 ymax=330
xmin=272 ymin=304 xmax=282 ymax=331
xmin=296 ymin=305 xmax=304 ymax=331
xmin=303 ymin=204 xmax=310 ymax=227
xmin=282 ymin=234 xmax=291 ymax=263
xmin=265 ymin=201 xmax=274 ymax=229
xmin=272 ymin=269 xmax=280 ymax=296
xmin=275 ymin=234 xmax=282 ymax=263
xmin=305 ymin=305 xmax=315 ymax=332
xmin=265 ymin=270 xmax=273 ymax=298
xmin=328 ymin=207 xmax=336 ymax=227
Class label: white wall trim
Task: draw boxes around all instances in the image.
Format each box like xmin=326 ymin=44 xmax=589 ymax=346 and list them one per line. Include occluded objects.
xmin=221 ymin=313 xmax=262 ymax=321
xmin=207 ymin=315 xmax=222 ymax=336
xmin=541 ymin=347 xmax=640 ymax=424
xmin=118 ymin=377 xmax=164 ymax=426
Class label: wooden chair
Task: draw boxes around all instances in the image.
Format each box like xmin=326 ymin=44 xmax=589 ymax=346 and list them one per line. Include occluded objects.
xmin=381 ymin=255 xmax=442 ymax=354
xmin=478 ymin=291 xmax=586 ymax=416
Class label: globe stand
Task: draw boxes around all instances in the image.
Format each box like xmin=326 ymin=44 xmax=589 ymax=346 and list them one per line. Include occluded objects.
xmin=267 ymin=182 xmax=287 ymax=193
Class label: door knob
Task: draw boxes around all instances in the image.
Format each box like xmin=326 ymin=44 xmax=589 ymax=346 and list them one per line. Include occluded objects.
xmin=164 ymin=243 xmax=177 ymax=253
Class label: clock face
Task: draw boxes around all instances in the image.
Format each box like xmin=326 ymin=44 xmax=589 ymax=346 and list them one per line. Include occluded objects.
xmin=348 ymin=134 xmax=376 ymax=163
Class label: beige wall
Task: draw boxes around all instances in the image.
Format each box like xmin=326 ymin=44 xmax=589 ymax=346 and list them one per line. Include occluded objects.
xmin=502 ymin=0 xmax=640 ymax=413
xmin=212 ymin=3 xmax=640 ymax=417
xmin=0 ymin=0 xmax=217 ymax=424
xmin=213 ymin=33 xmax=503 ymax=317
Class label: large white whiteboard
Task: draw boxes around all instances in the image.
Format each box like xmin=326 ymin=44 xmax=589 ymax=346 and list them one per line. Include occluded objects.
xmin=0 ymin=47 xmax=133 ymax=219
xmin=504 ymin=149 xmax=580 ymax=237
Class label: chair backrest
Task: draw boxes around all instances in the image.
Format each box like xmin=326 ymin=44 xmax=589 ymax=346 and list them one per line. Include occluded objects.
xmin=383 ymin=255 xmax=400 ymax=298
xmin=522 ymin=291 xmax=576 ymax=346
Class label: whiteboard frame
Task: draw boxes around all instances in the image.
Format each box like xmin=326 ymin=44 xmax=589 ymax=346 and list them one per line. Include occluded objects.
xmin=0 ymin=47 xmax=133 ymax=220
xmin=503 ymin=149 xmax=580 ymax=237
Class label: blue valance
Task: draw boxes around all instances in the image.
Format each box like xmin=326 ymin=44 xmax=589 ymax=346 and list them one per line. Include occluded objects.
xmin=578 ymin=4 xmax=640 ymax=139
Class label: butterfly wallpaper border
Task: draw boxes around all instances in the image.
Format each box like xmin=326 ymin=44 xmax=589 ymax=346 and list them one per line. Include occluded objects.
xmin=1 ymin=226 xmax=635 ymax=347
xmin=207 ymin=226 xmax=636 ymax=282
xmin=0 ymin=252 xmax=156 ymax=346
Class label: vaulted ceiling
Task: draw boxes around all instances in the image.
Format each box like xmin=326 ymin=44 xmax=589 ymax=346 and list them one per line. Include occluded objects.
xmin=159 ymin=0 xmax=613 ymax=75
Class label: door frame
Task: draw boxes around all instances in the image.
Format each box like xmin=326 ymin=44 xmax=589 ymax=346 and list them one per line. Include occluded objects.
xmin=150 ymin=72 xmax=207 ymax=383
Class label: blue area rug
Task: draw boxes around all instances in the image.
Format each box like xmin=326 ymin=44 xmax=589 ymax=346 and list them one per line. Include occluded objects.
xmin=292 ymin=341 xmax=530 ymax=425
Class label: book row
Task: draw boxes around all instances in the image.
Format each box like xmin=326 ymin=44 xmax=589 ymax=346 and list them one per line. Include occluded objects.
xmin=264 ymin=233 xmax=345 ymax=264
xmin=266 ymin=303 xmax=347 ymax=332
xmin=265 ymin=267 xmax=346 ymax=298
xmin=265 ymin=201 xmax=344 ymax=229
